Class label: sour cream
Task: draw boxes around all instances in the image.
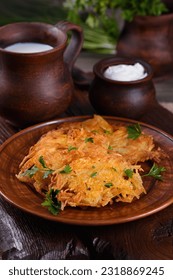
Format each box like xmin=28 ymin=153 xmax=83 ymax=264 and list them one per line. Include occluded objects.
xmin=104 ymin=63 xmax=147 ymax=82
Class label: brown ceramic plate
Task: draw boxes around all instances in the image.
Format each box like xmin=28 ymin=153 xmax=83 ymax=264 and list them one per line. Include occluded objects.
xmin=0 ymin=116 xmax=173 ymax=226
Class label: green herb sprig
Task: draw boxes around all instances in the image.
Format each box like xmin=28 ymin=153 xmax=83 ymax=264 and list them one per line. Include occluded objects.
xmin=64 ymin=0 xmax=168 ymax=54
xmin=68 ymin=146 xmax=77 ymax=152
xmin=104 ymin=182 xmax=113 ymax=188
xmin=119 ymin=0 xmax=168 ymax=21
xmin=127 ymin=123 xmax=142 ymax=140
xmin=108 ymin=145 xmax=113 ymax=150
xmin=39 ymin=156 xmax=54 ymax=179
xmin=90 ymin=171 xmax=97 ymax=178
xmin=124 ymin=169 xmax=134 ymax=178
xmin=41 ymin=189 xmax=61 ymax=215
xmin=104 ymin=129 xmax=112 ymax=135
xmin=142 ymin=163 xmax=166 ymax=181
xmin=20 ymin=156 xmax=54 ymax=179
xmin=59 ymin=164 xmax=72 ymax=174
xmin=85 ymin=137 xmax=94 ymax=143
xmin=21 ymin=165 xmax=39 ymax=178
xmin=21 ymin=156 xmax=73 ymax=179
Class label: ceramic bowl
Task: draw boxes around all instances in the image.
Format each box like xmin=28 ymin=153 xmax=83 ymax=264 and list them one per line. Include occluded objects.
xmin=89 ymin=57 xmax=156 ymax=119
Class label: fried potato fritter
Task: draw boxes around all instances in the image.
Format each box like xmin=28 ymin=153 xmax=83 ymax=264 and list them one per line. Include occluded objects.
xmin=16 ymin=115 xmax=163 ymax=211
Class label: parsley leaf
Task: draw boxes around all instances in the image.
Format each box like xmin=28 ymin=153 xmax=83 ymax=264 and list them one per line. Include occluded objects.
xmin=38 ymin=155 xmax=54 ymax=178
xmin=20 ymin=165 xmax=39 ymax=178
xmin=90 ymin=171 xmax=97 ymax=178
xmin=108 ymin=145 xmax=113 ymax=150
xmin=68 ymin=146 xmax=77 ymax=152
xmin=104 ymin=129 xmax=112 ymax=135
xmin=127 ymin=123 xmax=142 ymax=140
xmin=41 ymin=189 xmax=61 ymax=215
xmin=104 ymin=182 xmax=113 ymax=188
xmin=59 ymin=164 xmax=72 ymax=174
xmin=20 ymin=156 xmax=54 ymax=179
xmin=85 ymin=137 xmax=94 ymax=143
xmin=42 ymin=169 xmax=54 ymax=179
xmin=124 ymin=169 xmax=134 ymax=178
xmin=142 ymin=163 xmax=166 ymax=181
xmin=39 ymin=155 xmax=47 ymax=168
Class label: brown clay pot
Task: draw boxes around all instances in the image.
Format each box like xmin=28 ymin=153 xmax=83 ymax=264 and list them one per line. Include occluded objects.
xmin=116 ymin=12 xmax=173 ymax=80
xmin=0 ymin=21 xmax=83 ymax=127
xmin=89 ymin=57 xmax=156 ymax=119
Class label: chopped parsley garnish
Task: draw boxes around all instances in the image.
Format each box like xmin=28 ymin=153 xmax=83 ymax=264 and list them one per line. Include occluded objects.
xmin=90 ymin=171 xmax=97 ymax=178
xmin=59 ymin=164 xmax=72 ymax=174
xmin=42 ymin=169 xmax=54 ymax=179
xmin=104 ymin=129 xmax=112 ymax=135
xmin=41 ymin=189 xmax=61 ymax=215
xmin=127 ymin=123 xmax=142 ymax=139
xmin=108 ymin=145 xmax=113 ymax=150
xmin=39 ymin=155 xmax=47 ymax=168
xmin=85 ymin=137 xmax=94 ymax=143
xmin=104 ymin=182 xmax=113 ymax=188
xmin=124 ymin=169 xmax=134 ymax=178
xmin=68 ymin=146 xmax=77 ymax=152
xmin=142 ymin=163 xmax=166 ymax=181
xmin=20 ymin=165 xmax=39 ymax=178
xmin=39 ymin=156 xmax=54 ymax=178
xmin=20 ymin=156 xmax=54 ymax=179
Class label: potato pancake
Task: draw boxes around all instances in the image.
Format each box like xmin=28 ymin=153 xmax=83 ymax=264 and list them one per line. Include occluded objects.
xmin=16 ymin=115 xmax=163 ymax=213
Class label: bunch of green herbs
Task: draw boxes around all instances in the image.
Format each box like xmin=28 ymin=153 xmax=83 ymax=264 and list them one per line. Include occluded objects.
xmin=117 ymin=0 xmax=168 ymax=21
xmin=63 ymin=0 xmax=168 ymax=53
xmin=64 ymin=0 xmax=119 ymax=54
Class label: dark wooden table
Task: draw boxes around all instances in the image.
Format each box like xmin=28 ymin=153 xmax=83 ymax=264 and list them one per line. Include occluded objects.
xmin=0 ymin=72 xmax=173 ymax=260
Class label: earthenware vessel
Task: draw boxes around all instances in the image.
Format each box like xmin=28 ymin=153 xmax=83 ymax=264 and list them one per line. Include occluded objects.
xmin=116 ymin=11 xmax=173 ymax=80
xmin=89 ymin=57 xmax=156 ymax=119
xmin=0 ymin=21 xmax=83 ymax=127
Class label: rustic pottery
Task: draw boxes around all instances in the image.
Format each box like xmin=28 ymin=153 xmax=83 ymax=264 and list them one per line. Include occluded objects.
xmin=89 ymin=57 xmax=156 ymax=119
xmin=116 ymin=10 xmax=173 ymax=80
xmin=0 ymin=21 xmax=83 ymax=127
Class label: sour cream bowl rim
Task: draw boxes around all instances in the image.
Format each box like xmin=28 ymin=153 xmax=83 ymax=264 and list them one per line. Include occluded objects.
xmin=93 ymin=57 xmax=153 ymax=85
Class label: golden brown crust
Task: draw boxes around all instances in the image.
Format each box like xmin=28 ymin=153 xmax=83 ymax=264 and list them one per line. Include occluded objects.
xmin=16 ymin=115 xmax=164 ymax=210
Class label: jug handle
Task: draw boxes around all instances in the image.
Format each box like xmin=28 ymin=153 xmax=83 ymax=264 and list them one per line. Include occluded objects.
xmin=56 ymin=21 xmax=83 ymax=71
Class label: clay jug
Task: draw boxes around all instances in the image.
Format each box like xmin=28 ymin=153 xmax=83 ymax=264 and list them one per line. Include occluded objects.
xmin=116 ymin=12 xmax=173 ymax=80
xmin=0 ymin=21 xmax=83 ymax=127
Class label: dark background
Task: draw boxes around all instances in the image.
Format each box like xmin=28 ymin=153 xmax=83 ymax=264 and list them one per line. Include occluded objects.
xmin=0 ymin=0 xmax=66 ymax=25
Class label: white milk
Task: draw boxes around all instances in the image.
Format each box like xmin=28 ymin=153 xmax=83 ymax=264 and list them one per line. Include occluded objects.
xmin=104 ymin=63 xmax=147 ymax=82
xmin=4 ymin=42 xmax=53 ymax=53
